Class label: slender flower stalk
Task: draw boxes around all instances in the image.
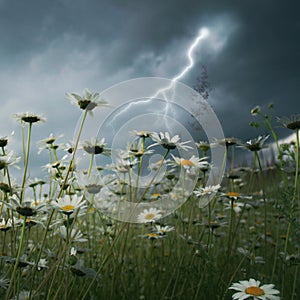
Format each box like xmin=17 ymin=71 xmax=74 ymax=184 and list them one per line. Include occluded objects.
xmin=58 ymin=109 xmax=88 ymax=197
xmin=293 ymin=129 xmax=299 ymax=209
xmin=137 ymin=149 xmax=170 ymax=203
xmin=87 ymin=153 xmax=94 ymax=177
xmin=6 ymin=217 xmax=27 ymax=299
xmin=20 ymin=123 xmax=32 ymax=203
xmin=281 ymin=129 xmax=300 ymax=297
xmin=226 ymin=198 xmax=235 ymax=259
xmin=254 ymin=150 xmax=268 ymax=253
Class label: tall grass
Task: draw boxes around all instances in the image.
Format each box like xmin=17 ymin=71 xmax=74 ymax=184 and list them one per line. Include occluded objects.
xmin=0 ymin=97 xmax=298 ymax=299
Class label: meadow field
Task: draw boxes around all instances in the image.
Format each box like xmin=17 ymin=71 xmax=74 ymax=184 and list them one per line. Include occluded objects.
xmin=0 ymin=91 xmax=299 ymax=299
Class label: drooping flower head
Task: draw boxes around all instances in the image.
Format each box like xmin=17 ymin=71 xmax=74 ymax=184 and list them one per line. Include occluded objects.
xmin=5 ymin=195 xmax=47 ymax=217
xmin=0 ymin=151 xmax=21 ymax=170
xmin=81 ymin=137 xmax=110 ymax=155
xmin=14 ymin=112 xmax=46 ymax=124
xmin=132 ymin=130 xmax=152 ymax=138
xmin=217 ymin=137 xmax=241 ymax=148
xmin=194 ymin=184 xmax=221 ymax=197
xmin=154 ymin=225 xmax=175 ymax=235
xmin=66 ymin=88 xmax=109 ymax=111
xmin=278 ymin=114 xmax=300 ymax=130
xmin=0 ymin=131 xmax=14 ymax=148
xmin=196 ymin=141 xmax=211 ymax=156
xmin=243 ymin=135 xmax=269 ymax=152
xmin=149 ymin=132 xmax=192 ymax=151
xmin=37 ymin=133 xmax=64 ymax=154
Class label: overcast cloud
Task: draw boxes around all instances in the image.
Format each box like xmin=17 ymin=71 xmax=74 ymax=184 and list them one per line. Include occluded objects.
xmin=0 ymin=0 xmax=299 ymax=176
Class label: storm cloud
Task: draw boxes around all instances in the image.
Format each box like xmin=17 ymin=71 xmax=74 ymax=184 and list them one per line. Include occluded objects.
xmin=0 ymin=0 xmax=299 ymax=175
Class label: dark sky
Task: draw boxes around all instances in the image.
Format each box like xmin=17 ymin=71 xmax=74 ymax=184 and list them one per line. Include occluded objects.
xmin=0 ymin=0 xmax=299 ymax=157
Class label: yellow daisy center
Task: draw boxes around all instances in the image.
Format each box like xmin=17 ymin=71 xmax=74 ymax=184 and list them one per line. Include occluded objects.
xmin=227 ymin=192 xmax=240 ymax=197
xmin=147 ymin=233 xmax=158 ymax=237
xmin=145 ymin=213 xmax=155 ymax=220
xmin=152 ymin=193 xmax=161 ymax=197
xmin=245 ymin=286 xmax=265 ymax=296
xmin=135 ymin=150 xmax=144 ymax=157
xmin=62 ymin=205 xmax=75 ymax=211
xmin=181 ymin=159 xmax=194 ymax=166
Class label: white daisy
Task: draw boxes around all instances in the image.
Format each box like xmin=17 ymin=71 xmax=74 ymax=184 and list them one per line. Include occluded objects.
xmin=37 ymin=133 xmax=64 ymax=154
xmin=0 ymin=131 xmax=14 ymax=148
xmin=58 ymin=226 xmax=88 ymax=243
xmin=0 ymin=277 xmax=9 ymax=289
xmin=171 ymin=154 xmax=208 ymax=170
xmin=154 ymin=225 xmax=175 ymax=235
xmin=14 ymin=112 xmax=46 ymax=124
xmin=53 ymin=195 xmax=87 ymax=215
xmin=229 ymin=278 xmax=280 ymax=300
xmin=196 ymin=140 xmax=211 ymax=152
xmin=81 ymin=137 xmax=110 ymax=156
xmin=278 ymin=114 xmax=300 ymax=130
xmin=140 ymin=232 xmax=165 ymax=240
xmin=10 ymin=290 xmax=32 ymax=300
xmin=149 ymin=132 xmax=192 ymax=151
xmin=132 ymin=130 xmax=151 ymax=138
xmin=0 ymin=150 xmax=21 ymax=170
xmin=37 ymin=258 xmax=48 ymax=271
xmin=66 ymin=88 xmax=109 ymax=111
xmin=220 ymin=191 xmax=252 ymax=201
xmin=194 ymin=184 xmax=221 ymax=197
xmin=5 ymin=195 xmax=47 ymax=217
xmin=109 ymin=158 xmax=138 ymax=173
xmin=76 ymin=171 xmax=107 ymax=194
xmin=127 ymin=140 xmax=154 ymax=158
xmin=137 ymin=208 xmax=162 ymax=223
xmin=224 ymin=201 xmax=252 ymax=214
xmin=70 ymin=247 xmax=77 ymax=256
xmin=0 ymin=218 xmax=16 ymax=231
xmin=243 ymin=135 xmax=270 ymax=152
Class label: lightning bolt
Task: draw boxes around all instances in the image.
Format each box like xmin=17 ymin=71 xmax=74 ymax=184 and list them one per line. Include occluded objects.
xmin=172 ymin=28 xmax=210 ymax=81
xmin=151 ymin=27 xmax=209 ymax=100
xmin=108 ymin=27 xmax=210 ymax=129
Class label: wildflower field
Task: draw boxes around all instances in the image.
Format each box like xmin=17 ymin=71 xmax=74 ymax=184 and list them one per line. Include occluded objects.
xmin=0 ymin=89 xmax=299 ymax=299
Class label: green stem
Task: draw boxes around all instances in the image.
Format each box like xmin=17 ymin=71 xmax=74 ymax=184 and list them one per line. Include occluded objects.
xmin=5 ymin=217 xmax=27 ymax=300
xmin=254 ymin=151 xmax=267 ymax=253
xmin=87 ymin=153 xmax=94 ymax=177
xmin=293 ymin=129 xmax=299 ymax=208
xmin=58 ymin=109 xmax=88 ymax=198
xmin=21 ymin=123 xmax=26 ymax=163
xmin=271 ymin=217 xmax=280 ymax=282
xmin=207 ymin=201 xmax=212 ymax=254
xmin=291 ymin=266 xmax=298 ymax=300
xmin=138 ymin=149 xmax=170 ymax=203
xmin=231 ymin=145 xmax=235 ymax=170
xmin=20 ymin=123 xmax=32 ymax=203
xmin=226 ymin=198 xmax=234 ymax=259
xmin=220 ymin=255 xmax=248 ymax=300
